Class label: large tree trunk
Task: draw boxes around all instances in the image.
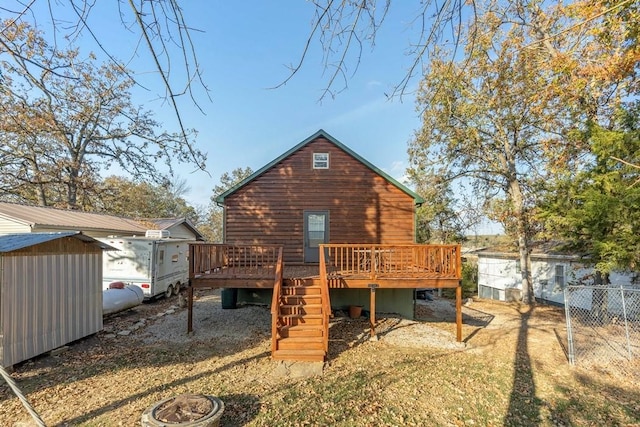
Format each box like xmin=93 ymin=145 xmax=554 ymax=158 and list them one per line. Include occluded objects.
xmin=36 ymin=184 xmax=47 ymax=206
xmin=592 ymin=271 xmax=609 ymax=325
xmin=66 ymin=169 xmax=79 ymax=210
xmin=509 ymin=179 xmax=535 ymax=304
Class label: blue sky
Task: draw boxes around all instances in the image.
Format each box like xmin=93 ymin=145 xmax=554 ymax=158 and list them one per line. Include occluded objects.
xmin=180 ymin=2 xmax=425 ymax=207
xmin=21 ymin=1 xmax=501 ymax=234
xmin=65 ymin=1 xmax=427 ymax=205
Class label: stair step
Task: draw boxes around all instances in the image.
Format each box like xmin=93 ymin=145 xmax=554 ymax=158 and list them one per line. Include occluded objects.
xmin=279 ymin=314 xmax=324 ymax=326
xmin=281 ymin=286 xmax=321 ymax=296
xmin=272 ymin=349 xmax=326 ymax=362
xmin=272 ymin=278 xmax=327 ymax=362
xmin=280 ymin=304 xmax=323 ymax=315
xmin=279 ymin=324 xmax=324 ymax=338
xmin=280 ymin=294 xmax=321 ymax=305
xmin=278 ymin=336 xmax=325 ymax=350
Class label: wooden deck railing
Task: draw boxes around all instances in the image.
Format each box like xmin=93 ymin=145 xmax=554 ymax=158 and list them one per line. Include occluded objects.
xmin=271 ymin=247 xmax=284 ymax=354
xmin=189 ymin=243 xmax=283 ymax=279
xmin=321 ymin=244 xmax=461 ymax=280
xmin=319 ymin=247 xmax=331 ymax=352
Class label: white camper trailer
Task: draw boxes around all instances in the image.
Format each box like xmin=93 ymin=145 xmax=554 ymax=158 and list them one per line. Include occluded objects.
xmin=99 ymin=232 xmax=191 ymax=299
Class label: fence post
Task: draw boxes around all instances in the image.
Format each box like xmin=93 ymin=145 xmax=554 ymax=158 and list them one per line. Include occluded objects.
xmin=564 ymin=287 xmax=575 ymax=365
xmin=620 ymin=284 xmax=633 ymax=359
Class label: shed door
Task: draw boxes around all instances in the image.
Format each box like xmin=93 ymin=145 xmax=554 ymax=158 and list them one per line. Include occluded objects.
xmin=304 ymin=211 xmax=329 ymax=263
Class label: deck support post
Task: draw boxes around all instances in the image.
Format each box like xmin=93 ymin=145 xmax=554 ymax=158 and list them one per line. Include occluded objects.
xmin=188 ymin=284 xmax=194 ymax=334
xmin=368 ymin=284 xmax=378 ymax=339
xmin=456 ymin=281 xmax=462 ymax=342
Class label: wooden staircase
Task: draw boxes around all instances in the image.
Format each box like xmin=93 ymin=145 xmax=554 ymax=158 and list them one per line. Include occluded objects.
xmin=271 ymin=279 xmax=329 ymax=362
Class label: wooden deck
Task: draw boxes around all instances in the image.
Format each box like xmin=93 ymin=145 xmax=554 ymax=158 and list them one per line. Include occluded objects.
xmin=188 ymin=243 xmax=464 ymax=347
xmin=189 ymin=243 xmax=461 ymax=289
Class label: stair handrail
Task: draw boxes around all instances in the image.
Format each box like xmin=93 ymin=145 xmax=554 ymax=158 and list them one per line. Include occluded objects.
xmin=270 ymin=247 xmax=284 ymax=355
xmin=319 ymin=245 xmax=331 ymax=352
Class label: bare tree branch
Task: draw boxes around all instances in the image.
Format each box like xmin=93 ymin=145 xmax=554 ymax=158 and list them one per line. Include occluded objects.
xmin=1 ymin=0 xmax=210 ymax=160
xmin=279 ymin=0 xmax=476 ymax=102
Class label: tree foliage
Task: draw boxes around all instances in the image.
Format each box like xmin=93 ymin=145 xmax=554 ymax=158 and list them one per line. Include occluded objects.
xmin=540 ymin=104 xmax=640 ymax=274
xmin=0 ymin=21 xmax=206 ymax=209
xmin=408 ymin=169 xmax=479 ymax=244
xmin=95 ymin=176 xmax=198 ymax=223
xmin=199 ymin=167 xmax=254 ymax=243
xmin=408 ymin=5 xmax=565 ymax=303
xmin=0 ymin=0 xmax=209 ymax=136
xmin=406 ymin=0 xmax=638 ymax=301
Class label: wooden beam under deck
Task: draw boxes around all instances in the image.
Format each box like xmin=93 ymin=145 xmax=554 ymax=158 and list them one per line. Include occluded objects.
xmin=189 ymin=275 xmax=460 ymax=290
xmin=190 ymin=277 xmax=278 ymax=289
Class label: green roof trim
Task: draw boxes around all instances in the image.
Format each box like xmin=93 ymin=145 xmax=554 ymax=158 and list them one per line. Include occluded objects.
xmin=216 ymin=129 xmax=424 ymax=205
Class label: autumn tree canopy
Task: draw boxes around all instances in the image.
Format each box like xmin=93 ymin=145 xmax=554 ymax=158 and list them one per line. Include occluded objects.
xmin=0 ymin=0 xmax=209 ymax=136
xmin=199 ymin=167 xmax=254 ymax=243
xmin=0 ymin=21 xmax=206 ymax=210
xmin=407 ymin=0 xmax=638 ymax=302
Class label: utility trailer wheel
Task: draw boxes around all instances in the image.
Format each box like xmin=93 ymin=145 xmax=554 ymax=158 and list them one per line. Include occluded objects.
xmin=165 ymin=284 xmax=174 ymax=298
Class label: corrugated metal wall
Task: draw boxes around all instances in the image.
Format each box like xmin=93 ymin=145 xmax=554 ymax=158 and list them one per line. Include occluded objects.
xmin=1 ymin=251 xmax=103 ymax=367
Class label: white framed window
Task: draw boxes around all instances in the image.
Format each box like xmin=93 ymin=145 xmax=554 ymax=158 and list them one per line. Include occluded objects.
xmin=555 ymin=265 xmax=565 ymax=288
xmin=313 ymin=152 xmax=329 ymax=169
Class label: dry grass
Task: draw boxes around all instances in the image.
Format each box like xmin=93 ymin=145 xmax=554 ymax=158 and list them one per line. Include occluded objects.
xmin=1 ymin=292 xmax=639 ymax=426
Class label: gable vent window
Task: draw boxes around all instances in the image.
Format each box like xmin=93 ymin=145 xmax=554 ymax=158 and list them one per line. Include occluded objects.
xmin=313 ymin=152 xmax=329 ymax=169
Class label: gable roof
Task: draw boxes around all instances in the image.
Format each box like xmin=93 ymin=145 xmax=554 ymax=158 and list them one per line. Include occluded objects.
xmin=0 ymin=231 xmax=114 ymax=253
xmin=215 ymin=129 xmax=425 ymax=205
xmin=476 ymin=241 xmax=587 ymax=261
xmin=0 ymin=202 xmax=148 ymax=234
xmin=147 ymin=217 xmax=205 ymax=241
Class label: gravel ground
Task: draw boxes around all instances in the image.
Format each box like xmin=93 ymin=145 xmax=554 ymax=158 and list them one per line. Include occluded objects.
xmin=137 ymin=291 xmax=272 ymax=345
xmin=124 ymin=288 xmax=467 ymax=350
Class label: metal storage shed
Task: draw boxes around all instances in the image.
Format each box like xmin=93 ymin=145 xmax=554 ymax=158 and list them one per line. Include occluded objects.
xmin=0 ymin=232 xmax=111 ymax=367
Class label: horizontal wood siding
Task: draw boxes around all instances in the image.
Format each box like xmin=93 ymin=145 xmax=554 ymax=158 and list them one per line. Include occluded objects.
xmin=224 ymin=138 xmax=416 ymax=263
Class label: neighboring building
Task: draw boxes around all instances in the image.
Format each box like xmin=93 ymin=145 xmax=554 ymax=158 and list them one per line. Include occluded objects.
xmin=0 ymin=232 xmax=111 ymax=367
xmin=0 ymin=202 xmax=204 ymax=241
xmin=477 ymin=246 xmax=639 ymax=305
xmin=0 ymin=201 xmax=147 ymax=237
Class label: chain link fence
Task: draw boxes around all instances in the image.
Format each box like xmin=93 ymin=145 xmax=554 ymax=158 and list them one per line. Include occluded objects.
xmin=564 ymin=285 xmax=640 ymax=378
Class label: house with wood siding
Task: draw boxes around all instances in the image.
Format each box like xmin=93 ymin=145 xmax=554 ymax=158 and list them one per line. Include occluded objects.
xmin=216 ymin=130 xmax=424 ymax=311
xmin=216 ymin=129 xmax=424 ymax=261
xmin=189 ymin=130 xmax=463 ymax=362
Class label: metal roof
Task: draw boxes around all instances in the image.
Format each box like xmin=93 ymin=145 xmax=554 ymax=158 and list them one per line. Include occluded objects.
xmin=0 ymin=232 xmax=115 ymax=253
xmin=215 ymin=129 xmax=425 ymax=205
xmin=0 ymin=202 xmax=149 ymax=234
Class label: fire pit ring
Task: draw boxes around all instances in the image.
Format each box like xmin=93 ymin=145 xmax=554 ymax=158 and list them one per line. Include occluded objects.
xmin=141 ymin=394 xmax=224 ymax=427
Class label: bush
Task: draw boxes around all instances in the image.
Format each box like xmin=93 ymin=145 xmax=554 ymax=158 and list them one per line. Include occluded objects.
xmin=441 ymin=262 xmax=477 ymax=299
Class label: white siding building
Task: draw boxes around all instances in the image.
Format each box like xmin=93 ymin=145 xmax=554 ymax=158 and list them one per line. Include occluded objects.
xmin=477 ymin=249 xmax=638 ymax=305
